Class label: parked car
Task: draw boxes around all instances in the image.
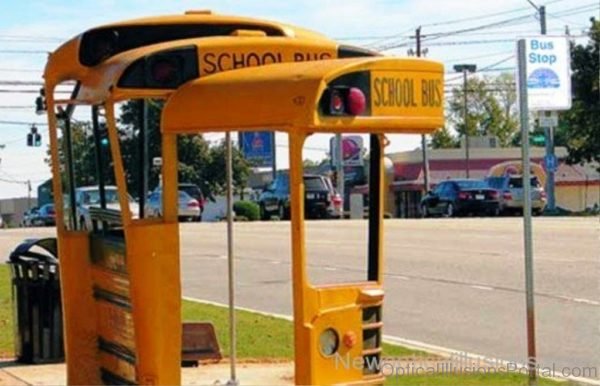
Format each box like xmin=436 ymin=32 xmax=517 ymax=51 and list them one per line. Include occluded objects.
xmin=145 ymin=189 xmax=201 ymax=222
xmin=22 ymin=207 xmax=40 ymax=227
xmin=420 ymin=179 xmax=500 ymax=217
xmin=485 ymin=175 xmax=546 ymax=215
xmin=259 ymin=173 xmax=340 ymax=220
xmin=178 ymin=183 xmax=206 ymax=221
xmin=75 ymin=186 xmax=139 ymax=229
xmin=35 ymin=204 xmax=56 ymax=226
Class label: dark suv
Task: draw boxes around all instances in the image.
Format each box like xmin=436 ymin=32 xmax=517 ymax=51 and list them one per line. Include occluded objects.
xmin=178 ymin=183 xmax=205 ymax=221
xmin=259 ymin=174 xmax=339 ymax=220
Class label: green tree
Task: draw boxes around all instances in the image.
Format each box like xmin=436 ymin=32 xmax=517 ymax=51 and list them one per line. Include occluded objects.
xmin=447 ymin=74 xmax=519 ymax=147
xmin=430 ymin=127 xmax=459 ymax=149
xmin=204 ymin=138 xmax=251 ymax=197
xmin=45 ymin=120 xmax=114 ymax=189
xmin=562 ymin=18 xmax=600 ymax=168
xmin=46 ymin=100 xmax=251 ymax=200
xmin=118 ymin=100 xmax=250 ymax=199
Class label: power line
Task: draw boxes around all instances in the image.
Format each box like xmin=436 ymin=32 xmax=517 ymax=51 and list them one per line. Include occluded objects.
xmin=419 ymin=0 xmax=569 ymax=28
xmin=377 ymin=2 xmax=595 ymax=52
xmin=368 ymin=2 xmax=547 ymax=48
xmin=378 ymin=14 xmax=536 ymax=50
xmin=0 ymin=120 xmax=47 ymax=126
xmin=445 ymin=50 xmax=514 ymax=64
xmin=0 ymin=80 xmax=44 ymax=86
xmin=0 ymin=34 xmax=65 ymax=41
xmin=0 ymin=49 xmax=49 ymax=54
xmin=0 ymin=89 xmax=70 ymax=94
xmin=0 ymin=68 xmax=43 ymax=73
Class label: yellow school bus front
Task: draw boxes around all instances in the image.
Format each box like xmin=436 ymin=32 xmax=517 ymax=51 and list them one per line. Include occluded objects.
xmin=161 ymin=56 xmax=444 ymax=385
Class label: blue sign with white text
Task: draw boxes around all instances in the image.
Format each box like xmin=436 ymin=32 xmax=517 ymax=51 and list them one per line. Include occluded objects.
xmin=239 ymin=131 xmax=274 ymax=167
xmin=545 ymin=154 xmax=558 ymax=172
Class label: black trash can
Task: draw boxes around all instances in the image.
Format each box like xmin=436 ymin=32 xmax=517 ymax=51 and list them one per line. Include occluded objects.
xmin=8 ymin=238 xmax=64 ymax=363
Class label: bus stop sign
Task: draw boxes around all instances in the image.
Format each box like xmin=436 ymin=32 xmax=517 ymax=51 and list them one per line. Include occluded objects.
xmin=545 ymin=154 xmax=558 ymax=172
xmin=524 ymin=36 xmax=572 ymax=111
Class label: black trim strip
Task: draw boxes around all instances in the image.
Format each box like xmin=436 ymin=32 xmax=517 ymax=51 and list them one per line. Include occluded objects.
xmin=98 ymin=337 xmax=136 ymax=365
xmin=367 ymin=134 xmax=381 ymax=281
xmin=337 ymin=44 xmax=379 ymax=58
xmin=93 ymin=287 xmax=132 ymax=311
xmin=100 ymin=367 xmax=137 ymax=385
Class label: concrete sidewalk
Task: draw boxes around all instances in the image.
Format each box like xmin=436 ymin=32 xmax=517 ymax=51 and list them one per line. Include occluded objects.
xmin=0 ymin=361 xmax=294 ymax=386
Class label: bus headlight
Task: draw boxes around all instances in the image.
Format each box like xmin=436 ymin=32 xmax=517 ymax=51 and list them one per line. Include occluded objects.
xmin=319 ymin=328 xmax=339 ymax=357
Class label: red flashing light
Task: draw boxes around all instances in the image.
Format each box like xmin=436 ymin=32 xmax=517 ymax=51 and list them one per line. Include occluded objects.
xmin=347 ymin=87 xmax=366 ymax=115
xmin=151 ymin=59 xmax=178 ymax=85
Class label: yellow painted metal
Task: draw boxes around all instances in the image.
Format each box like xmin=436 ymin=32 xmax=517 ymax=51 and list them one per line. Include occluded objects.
xmin=161 ymin=57 xmax=444 ymax=134
xmin=89 ymin=12 xmax=331 ymax=41
xmin=104 ymin=102 xmax=132 ymax=226
xmin=55 ymin=231 xmax=101 ymax=385
xmin=289 ymin=131 xmax=386 ymax=385
xmin=125 ymin=222 xmax=181 ymax=384
xmin=43 ymin=12 xmax=445 ymax=386
xmin=43 ymin=12 xmax=339 ymax=100
xmin=161 ymin=133 xmax=179 ymax=223
xmin=45 ymin=36 xmax=341 ymax=105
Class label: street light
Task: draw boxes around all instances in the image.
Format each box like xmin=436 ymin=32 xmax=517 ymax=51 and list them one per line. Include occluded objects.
xmin=453 ymin=64 xmax=477 ymax=178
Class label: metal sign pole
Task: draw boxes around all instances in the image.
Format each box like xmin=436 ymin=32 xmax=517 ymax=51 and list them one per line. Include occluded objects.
xmin=517 ymin=39 xmax=538 ymax=386
xmin=225 ymin=131 xmax=238 ymax=386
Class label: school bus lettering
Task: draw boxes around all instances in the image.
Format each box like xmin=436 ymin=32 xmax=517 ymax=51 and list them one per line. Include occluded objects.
xmin=293 ymin=52 xmax=332 ymax=61
xmin=421 ymin=79 xmax=443 ymax=107
xmin=372 ymin=74 xmax=443 ymax=114
xmin=201 ymin=50 xmax=334 ymax=75
xmin=373 ymin=77 xmax=418 ymax=108
xmin=202 ymin=51 xmax=284 ymax=74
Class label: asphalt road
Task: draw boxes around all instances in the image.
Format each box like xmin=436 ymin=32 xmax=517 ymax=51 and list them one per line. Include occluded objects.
xmin=1 ymin=217 xmax=598 ymax=380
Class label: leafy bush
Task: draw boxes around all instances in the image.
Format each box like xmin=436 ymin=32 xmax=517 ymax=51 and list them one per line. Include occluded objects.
xmin=233 ymin=201 xmax=260 ymax=221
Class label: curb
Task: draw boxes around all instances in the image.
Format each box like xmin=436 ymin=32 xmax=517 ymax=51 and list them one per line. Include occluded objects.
xmin=183 ymin=296 xmax=600 ymax=385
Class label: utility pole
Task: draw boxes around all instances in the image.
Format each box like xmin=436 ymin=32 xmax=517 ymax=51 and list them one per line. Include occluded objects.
xmin=453 ymin=64 xmax=477 ymax=178
xmin=27 ymin=180 xmax=31 ymax=211
xmin=416 ymin=26 xmax=431 ymax=192
xmin=539 ymin=6 xmax=557 ymax=212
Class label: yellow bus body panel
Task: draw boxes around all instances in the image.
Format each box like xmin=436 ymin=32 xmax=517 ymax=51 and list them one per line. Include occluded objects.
xmin=56 ymin=230 xmax=102 ymax=385
xmin=161 ymin=57 xmax=444 ymax=135
xmin=43 ymin=12 xmax=335 ymax=90
xmin=125 ymin=222 xmax=181 ymax=385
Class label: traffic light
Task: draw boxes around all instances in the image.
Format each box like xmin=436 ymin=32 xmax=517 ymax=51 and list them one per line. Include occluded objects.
xmin=27 ymin=125 xmax=42 ymax=147
xmin=35 ymin=88 xmax=46 ymax=115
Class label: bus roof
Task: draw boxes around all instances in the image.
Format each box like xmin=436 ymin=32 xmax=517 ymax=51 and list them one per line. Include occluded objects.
xmin=44 ymin=11 xmax=335 ymax=87
xmin=161 ymin=57 xmax=444 ymax=135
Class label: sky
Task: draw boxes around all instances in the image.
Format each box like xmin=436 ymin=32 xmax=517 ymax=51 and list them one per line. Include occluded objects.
xmin=0 ymin=0 xmax=597 ymax=199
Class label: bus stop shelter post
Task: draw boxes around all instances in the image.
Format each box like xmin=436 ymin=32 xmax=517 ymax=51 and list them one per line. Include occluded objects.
xmin=517 ymin=38 xmax=538 ymax=386
xmin=225 ymin=131 xmax=238 ymax=386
